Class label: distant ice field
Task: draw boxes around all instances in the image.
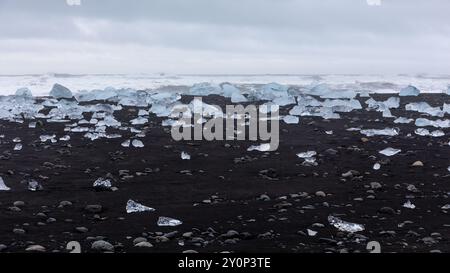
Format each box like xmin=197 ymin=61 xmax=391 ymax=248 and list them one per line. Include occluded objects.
xmin=0 ymin=74 xmax=449 ymax=96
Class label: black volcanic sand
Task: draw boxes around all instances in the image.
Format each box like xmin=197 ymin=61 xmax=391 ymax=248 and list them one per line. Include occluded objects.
xmin=0 ymin=94 xmax=449 ymax=253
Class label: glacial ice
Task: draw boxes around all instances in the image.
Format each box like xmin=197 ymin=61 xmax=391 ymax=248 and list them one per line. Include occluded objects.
xmin=283 ymin=115 xmax=299 ymax=124
xmin=181 ymin=152 xmax=191 ymax=160
xmin=132 ymin=139 xmax=144 ymax=148
xmin=328 ymin=215 xmax=365 ymax=233
xmin=360 ymin=128 xmax=399 ymax=137
xmin=403 ymin=200 xmax=416 ymax=209
xmin=15 ymin=87 xmax=33 ymax=98
xmin=399 ymin=85 xmax=420 ymax=96
xmin=0 ymin=177 xmax=11 ymax=191
xmin=126 ymin=199 xmax=155 ymax=213
xmin=379 ymin=147 xmax=401 ymax=156
xmin=406 ymin=102 xmax=444 ymax=117
xmin=415 ymin=118 xmax=450 ymax=128
xmin=157 ymin=216 xmax=182 ymax=227
xmin=50 ymin=84 xmax=73 ymax=99
xmin=247 ymin=143 xmax=271 ymax=152
xmin=28 ymin=179 xmax=43 ymax=191
xmin=93 ymin=178 xmax=112 ymax=190
xmin=394 ymin=117 xmax=413 ymax=124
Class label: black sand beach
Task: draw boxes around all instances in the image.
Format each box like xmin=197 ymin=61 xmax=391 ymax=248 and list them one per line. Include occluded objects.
xmin=0 ymin=94 xmax=449 ymax=253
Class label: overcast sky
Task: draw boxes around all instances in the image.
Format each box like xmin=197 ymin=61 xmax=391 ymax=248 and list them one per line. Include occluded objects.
xmin=0 ymin=0 xmax=449 ymax=75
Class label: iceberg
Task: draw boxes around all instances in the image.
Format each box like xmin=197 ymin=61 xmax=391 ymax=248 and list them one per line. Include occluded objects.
xmin=328 ymin=215 xmax=364 ymax=233
xmin=157 ymin=216 xmax=182 ymax=227
xmin=379 ymin=147 xmax=401 ymax=156
xmin=50 ymin=84 xmax=73 ymax=99
xmin=0 ymin=177 xmax=11 ymax=191
xmin=399 ymin=85 xmax=420 ymax=96
xmin=126 ymin=199 xmax=155 ymax=213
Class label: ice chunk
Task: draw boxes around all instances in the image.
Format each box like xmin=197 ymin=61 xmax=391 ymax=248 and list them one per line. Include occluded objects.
xmin=15 ymin=87 xmax=33 ymax=98
xmin=138 ymin=109 xmax=149 ymax=116
xmin=130 ymin=117 xmax=148 ymax=125
xmin=60 ymin=135 xmax=70 ymax=141
xmin=14 ymin=144 xmax=22 ymax=151
xmin=93 ymin=178 xmax=112 ymax=190
xmin=28 ymin=179 xmax=43 ymax=191
xmin=157 ymin=216 xmax=182 ymax=227
xmin=415 ymin=118 xmax=450 ymax=128
xmin=379 ymin=147 xmax=401 ymax=156
xmin=328 ymin=215 xmax=364 ymax=233
xmin=50 ymin=84 xmax=73 ymax=99
xmin=40 ymin=135 xmax=57 ymax=143
xmin=29 ymin=122 xmax=37 ymax=128
xmin=399 ymin=85 xmax=420 ymax=96
xmin=296 ymin=151 xmax=317 ymax=158
xmin=13 ymin=137 xmax=21 ymax=143
xmin=132 ymin=139 xmax=144 ymax=148
xmin=406 ymin=102 xmax=444 ymax=117
xmin=189 ymin=82 xmax=221 ymax=96
xmin=283 ymin=115 xmax=299 ymax=124
xmin=403 ymin=200 xmax=416 ymax=209
xmin=126 ymin=199 xmax=155 ymax=213
xmin=394 ymin=117 xmax=413 ymax=124
xmin=0 ymin=177 xmax=11 ymax=191
xmin=121 ymin=139 xmax=131 ymax=147
xmin=247 ymin=143 xmax=271 ymax=152
xmin=307 ymin=229 xmax=318 ymax=236
xmin=181 ymin=152 xmax=191 ymax=160
xmin=360 ymin=128 xmax=399 ymax=137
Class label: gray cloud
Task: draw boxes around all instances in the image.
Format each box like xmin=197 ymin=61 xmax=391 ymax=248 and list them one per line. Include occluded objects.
xmin=1 ymin=0 xmax=449 ymax=74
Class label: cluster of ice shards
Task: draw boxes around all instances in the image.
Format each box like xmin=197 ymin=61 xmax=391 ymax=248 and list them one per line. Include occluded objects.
xmin=415 ymin=118 xmax=450 ymax=129
xmin=0 ymin=95 xmax=43 ymax=122
xmin=360 ymin=128 xmax=399 ymax=137
xmin=289 ymin=95 xmax=361 ymax=120
xmin=406 ymin=102 xmax=446 ymax=117
xmin=399 ymin=85 xmax=420 ymax=96
xmin=365 ymin=97 xmax=399 ymax=117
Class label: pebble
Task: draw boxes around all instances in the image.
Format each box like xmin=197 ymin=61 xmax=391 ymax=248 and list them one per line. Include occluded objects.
xmin=91 ymin=240 xmax=114 ymax=252
xmin=134 ymin=242 xmax=153 ymax=248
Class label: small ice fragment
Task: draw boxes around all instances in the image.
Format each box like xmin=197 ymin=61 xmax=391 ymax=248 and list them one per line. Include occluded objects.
xmin=130 ymin=117 xmax=148 ymax=125
xmin=28 ymin=179 xmax=43 ymax=191
xmin=325 ymin=130 xmax=333 ymax=135
xmin=373 ymin=163 xmax=381 ymax=170
xmin=379 ymin=147 xmax=401 ymax=156
xmin=126 ymin=199 xmax=155 ymax=213
xmin=132 ymin=139 xmax=144 ymax=148
xmin=59 ymin=135 xmax=71 ymax=141
xmin=447 ymin=166 xmax=450 ymax=172
xmin=307 ymin=229 xmax=317 ymax=236
xmin=93 ymin=178 xmax=112 ymax=190
xmin=247 ymin=143 xmax=271 ymax=152
xmin=14 ymin=144 xmax=22 ymax=151
xmin=13 ymin=137 xmax=21 ymax=143
xmin=328 ymin=215 xmax=364 ymax=233
xmin=121 ymin=139 xmax=131 ymax=147
xmin=40 ymin=135 xmax=56 ymax=142
xmin=403 ymin=200 xmax=416 ymax=209
xmin=394 ymin=117 xmax=413 ymax=124
xmin=181 ymin=152 xmax=191 ymax=160
xmin=441 ymin=204 xmax=450 ymax=210
xmin=0 ymin=177 xmax=11 ymax=191
xmin=157 ymin=216 xmax=182 ymax=227
xmin=296 ymin=151 xmax=317 ymax=158
xmin=29 ymin=122 xmax=37 ymax=128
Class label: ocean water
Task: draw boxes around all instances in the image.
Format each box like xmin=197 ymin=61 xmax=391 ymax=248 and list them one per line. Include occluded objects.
xmin=0 ymin=73 xmax=449 ymax=96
